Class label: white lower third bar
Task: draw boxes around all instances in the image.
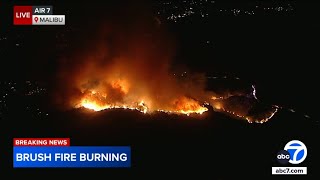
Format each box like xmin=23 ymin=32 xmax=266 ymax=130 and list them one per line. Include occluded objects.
xmin=32 ymin=15 xmax=65 ymax=25
xmin=272 ymin=167 xmax=307 ymax=175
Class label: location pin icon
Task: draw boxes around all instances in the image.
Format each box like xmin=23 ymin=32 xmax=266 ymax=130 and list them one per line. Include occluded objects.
xmin=34 ymin=17 xmax=38 ymax=23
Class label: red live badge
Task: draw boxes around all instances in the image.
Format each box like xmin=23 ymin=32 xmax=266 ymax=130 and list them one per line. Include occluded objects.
xmin=14 ymin=6 xmax=33 ymax=25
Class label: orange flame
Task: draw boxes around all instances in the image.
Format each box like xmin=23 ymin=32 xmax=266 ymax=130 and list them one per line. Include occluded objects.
xmin=76 ymin=89 xmax=207 ymax=115
xmin=172 ymin=96 xmax=208 ymax=115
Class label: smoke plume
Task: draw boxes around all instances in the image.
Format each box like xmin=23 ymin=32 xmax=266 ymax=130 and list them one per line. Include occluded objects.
xmin=52 ymin=4 xmax=277 ymax=123
xmin=53 ymin=9 xmax=210 ymax=114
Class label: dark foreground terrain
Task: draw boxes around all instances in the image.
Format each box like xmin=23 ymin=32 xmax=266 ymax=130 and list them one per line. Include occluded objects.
xmin=3 ymin=105 xmax=318 ymax=178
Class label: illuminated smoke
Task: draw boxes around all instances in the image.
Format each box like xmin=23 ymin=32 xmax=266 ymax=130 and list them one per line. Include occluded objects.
xmin=53 ymin=11 xmax=277 ymax=123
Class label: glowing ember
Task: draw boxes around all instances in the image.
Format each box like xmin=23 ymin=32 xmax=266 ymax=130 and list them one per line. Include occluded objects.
xmin=138 ymin=101 xmax=148 ymax=114
xmin=212 ymin=102 xmax=222 ymax=110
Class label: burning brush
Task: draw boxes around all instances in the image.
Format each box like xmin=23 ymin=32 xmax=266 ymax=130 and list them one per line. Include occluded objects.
xmin=70 ymin=74 xmax=277 ymax=123
xmin=56 ymin=21 xmax=277 ymax=123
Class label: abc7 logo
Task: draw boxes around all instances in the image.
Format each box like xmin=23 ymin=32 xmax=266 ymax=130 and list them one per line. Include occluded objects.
xmin=277 ymin=140 xmax=307 ymax=165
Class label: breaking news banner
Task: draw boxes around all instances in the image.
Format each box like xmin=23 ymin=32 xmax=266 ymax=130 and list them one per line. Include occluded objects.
xmin=14 ymin=5 xmax=65 ymax=25
xmin=13 ymin=138 xmax=131 ymax=168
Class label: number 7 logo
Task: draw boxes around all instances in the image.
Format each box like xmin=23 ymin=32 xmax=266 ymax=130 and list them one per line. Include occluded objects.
xmin=284 ymin=140 xmax=307 ymax=164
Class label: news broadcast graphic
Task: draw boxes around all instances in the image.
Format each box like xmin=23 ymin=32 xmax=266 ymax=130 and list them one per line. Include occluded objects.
xmin=13 ymin=138 xmax=131 ymax=168
xmin=14 ymin=138 xmax=70 ymax=146
xmin=13 ymin=6 xmax=65 ymax=25
xmin=272 ymin=140 xmax=307 ymax=175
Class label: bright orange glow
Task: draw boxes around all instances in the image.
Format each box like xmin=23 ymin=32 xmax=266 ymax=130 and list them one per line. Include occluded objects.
xmin=81 ymin=100 xmax=109 ymax=111
xmin=211 ymin=96 xmax=218 ymax=100
xmin=172 ymin=96 xmax=208 ymax=115
xmin=111 ymin=79 xmax=130 ymax=94
xmin=213 ymin=102 xmax=222 ymax=110
xmin=76 ymin=89 xmax=207 ymax=115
